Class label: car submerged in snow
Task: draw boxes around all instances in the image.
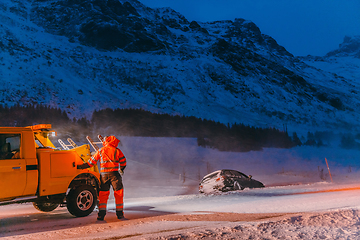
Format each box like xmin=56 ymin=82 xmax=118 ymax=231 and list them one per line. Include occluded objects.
xmin=199 ymin=169 xmax=265 ymax=193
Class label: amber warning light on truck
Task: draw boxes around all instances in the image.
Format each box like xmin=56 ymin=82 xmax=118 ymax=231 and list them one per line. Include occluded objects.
xmin=30 ymin=124 xmax=57 ymax=137
xmin=30 ymin=124 xmax=52 ymax=130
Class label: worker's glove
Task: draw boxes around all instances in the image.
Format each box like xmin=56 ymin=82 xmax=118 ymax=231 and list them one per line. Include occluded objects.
xmin=120 ymin=166 xmax=126 ymax=174
xmin=77 ymin=162 xmax=90 ymax=169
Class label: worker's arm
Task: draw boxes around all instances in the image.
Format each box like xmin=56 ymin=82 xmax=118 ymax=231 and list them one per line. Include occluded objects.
xmin=118 ymin=149 xmax=126 ymax=173
xmin=78 ymin=150 xmax=100 ymax=169
xmin=77 ymin=162 xmax=90 ymax=169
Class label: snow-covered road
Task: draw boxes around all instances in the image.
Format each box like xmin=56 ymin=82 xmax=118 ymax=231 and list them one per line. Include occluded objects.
xmin=2 ymin=182 xmax=360 ymax=239
xmin=2 ymin=138 xmax=360 ymax=239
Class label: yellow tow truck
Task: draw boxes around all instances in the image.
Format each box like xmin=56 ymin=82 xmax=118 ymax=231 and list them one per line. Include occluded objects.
xmin=0 ymin=124 xmax=100 ymax=217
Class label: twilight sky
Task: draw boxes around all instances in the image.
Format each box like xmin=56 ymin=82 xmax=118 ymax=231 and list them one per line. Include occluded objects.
xmin=138 ymin=0 xmax=360 ymax=56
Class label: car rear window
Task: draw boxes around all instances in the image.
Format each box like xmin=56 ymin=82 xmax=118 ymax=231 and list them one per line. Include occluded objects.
xmin=222 ymin=170 xmax=233 ymax=176
xmin=201 ymin=172 xmax=219 ymax=183
xmin=226 ymin=170 xmax=249 ymax=178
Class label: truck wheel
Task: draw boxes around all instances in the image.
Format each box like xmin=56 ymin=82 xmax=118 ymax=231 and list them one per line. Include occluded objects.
xmin=33 ymin=202 xmax=59 ymax=212
xmin=66 ymin=185 xmax=97 ymax=217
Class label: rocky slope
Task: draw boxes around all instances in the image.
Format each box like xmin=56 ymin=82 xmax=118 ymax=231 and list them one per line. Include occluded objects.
xmin=1 ymin=0 xmax=359 ymax=133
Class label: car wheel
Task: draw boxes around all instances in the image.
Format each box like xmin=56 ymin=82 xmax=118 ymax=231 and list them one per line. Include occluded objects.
xmin=234 ymin=181 xmax=244 ymax=191
xmin=33 ymin=202 xmax=59 ymax=212
xmin=66 ymin=185 xmax=97 ymax=217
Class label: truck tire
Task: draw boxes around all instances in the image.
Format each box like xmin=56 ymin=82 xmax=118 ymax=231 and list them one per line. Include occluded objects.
xmin=66 ymin=185 xmax=97 ymax=217
xmin=33 ymin=202 xmax=59 ymax=212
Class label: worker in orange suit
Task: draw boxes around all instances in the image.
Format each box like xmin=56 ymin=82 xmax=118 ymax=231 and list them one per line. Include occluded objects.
xmin=77 ymin=136 xmax=126 ymax=220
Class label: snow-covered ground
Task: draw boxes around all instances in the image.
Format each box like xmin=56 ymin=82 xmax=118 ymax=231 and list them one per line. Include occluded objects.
xmin=2 ymin=136 xmax=360 ymax=239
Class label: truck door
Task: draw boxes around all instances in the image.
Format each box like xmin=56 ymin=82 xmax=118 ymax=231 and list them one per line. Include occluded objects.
xmin=0 ymin=134 xmax=26 ymax=200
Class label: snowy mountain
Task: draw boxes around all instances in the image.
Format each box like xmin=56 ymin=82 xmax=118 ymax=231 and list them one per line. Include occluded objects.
xmin=300 ymin=36 xmax=360 ymax=94
xmin=1 ymin=0 xmax=360 ymax=133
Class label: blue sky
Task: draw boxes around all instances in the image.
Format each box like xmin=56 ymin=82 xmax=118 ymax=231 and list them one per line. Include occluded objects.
xmin=139 ymin=0 xmax=360 ymax=56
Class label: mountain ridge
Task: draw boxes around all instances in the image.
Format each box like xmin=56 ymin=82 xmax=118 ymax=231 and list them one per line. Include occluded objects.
xmin=1 ymin=0 xmax=359 ymax=134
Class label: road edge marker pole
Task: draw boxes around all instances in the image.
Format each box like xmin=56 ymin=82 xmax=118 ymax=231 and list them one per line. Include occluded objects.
xmin=325 ymin=158 xmax=333 ymax=183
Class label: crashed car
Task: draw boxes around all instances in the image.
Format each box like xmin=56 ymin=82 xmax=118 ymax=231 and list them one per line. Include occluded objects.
xmin=199 ymin=169 xmax=264 ymax=193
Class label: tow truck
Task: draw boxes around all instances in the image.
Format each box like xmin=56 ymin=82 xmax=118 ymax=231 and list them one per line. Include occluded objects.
xmin=0 ymin=124 xmax=100 ymax=217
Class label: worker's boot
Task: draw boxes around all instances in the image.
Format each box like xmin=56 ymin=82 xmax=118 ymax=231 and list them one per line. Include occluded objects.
xmin=97 ymin=210 xmax=106 ymax=221
xmin=116 ymin=211 xmax=124 ymax=219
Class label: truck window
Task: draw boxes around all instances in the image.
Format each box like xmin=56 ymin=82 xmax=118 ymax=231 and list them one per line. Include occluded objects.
xmin=35 ymin=139 xmax=44 ymax=148
xmin=200 ymin=172 xmax=219 ymax=183
xmin=0 ymin=134 xmax=21 ymax=159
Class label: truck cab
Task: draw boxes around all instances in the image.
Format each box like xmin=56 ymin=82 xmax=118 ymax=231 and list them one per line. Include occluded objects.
xmin=0 ymin=124 xmax=100 ymax=217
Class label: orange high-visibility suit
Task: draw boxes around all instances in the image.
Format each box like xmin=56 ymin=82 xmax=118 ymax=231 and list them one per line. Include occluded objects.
xmin=82 ymin=136 xmax=126 ymax=220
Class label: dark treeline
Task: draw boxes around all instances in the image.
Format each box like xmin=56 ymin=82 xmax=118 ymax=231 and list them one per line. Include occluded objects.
xmin=0 ymin=104 xmax=70 ymax=127
xmin=0 ymin=105 xmax=297 ymax=152
xmin=87 ymin=108 xmax=295 ymax=152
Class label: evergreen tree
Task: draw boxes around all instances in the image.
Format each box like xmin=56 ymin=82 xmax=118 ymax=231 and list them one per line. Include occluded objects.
xmin=292 ymin=132 xmax=302 ymax=146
